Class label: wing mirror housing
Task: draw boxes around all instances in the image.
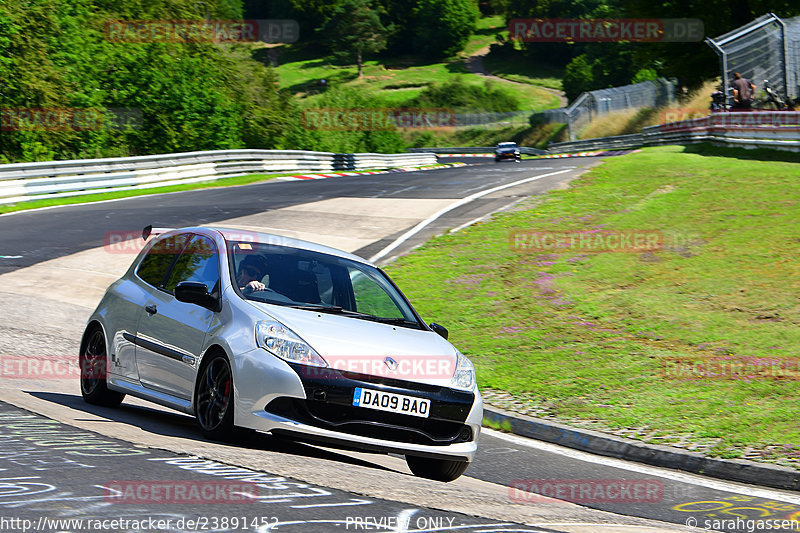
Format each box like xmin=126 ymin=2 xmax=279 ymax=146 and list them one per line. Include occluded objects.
xmin=175 ymin=281 xmax=220 ymax=312
xmin=429 ymin=322 xmax=449 ymax=339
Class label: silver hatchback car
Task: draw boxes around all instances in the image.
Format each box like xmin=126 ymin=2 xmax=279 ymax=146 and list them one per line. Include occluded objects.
xmin=80 ymin=226 xmax=482 ymax=481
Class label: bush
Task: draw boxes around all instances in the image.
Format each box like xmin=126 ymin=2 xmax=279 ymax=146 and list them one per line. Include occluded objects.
xmin=408 ymin=77 xmax=520 ymax=112
xmin=288 ymin=85 xmax=407 ymax=153
xmin=632 ymin=68 xmax=658 ymax=84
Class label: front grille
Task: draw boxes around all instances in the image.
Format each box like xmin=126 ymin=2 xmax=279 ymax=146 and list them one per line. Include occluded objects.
xmin=265 ymin=397 xmax=473 ymax=446
xmin=295 ymin=364 xmax=445 ymax=393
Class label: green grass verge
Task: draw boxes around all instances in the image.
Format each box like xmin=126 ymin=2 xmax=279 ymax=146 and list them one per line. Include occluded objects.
xmin=386 ymin=144 xmax=800 ymax=462
xmin=482 ymin=50 xmax=564 ymax=90
xmin=0 ymin=172 xmax=287 ymax=215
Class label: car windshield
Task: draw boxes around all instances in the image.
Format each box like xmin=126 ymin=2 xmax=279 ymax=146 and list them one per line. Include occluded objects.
xmin=498 ymin=142 xmax=517 ymax=148
xmin=228 ymin=241 xmax=421 ymax=328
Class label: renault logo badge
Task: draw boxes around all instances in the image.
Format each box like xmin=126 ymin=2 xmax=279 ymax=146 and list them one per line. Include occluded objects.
xmin=384 ymin=357 xmax=398 ymax=371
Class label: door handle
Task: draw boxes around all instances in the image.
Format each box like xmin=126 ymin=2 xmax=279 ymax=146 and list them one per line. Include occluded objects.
xmin=145 ymin=304 xmax=158 ymax=315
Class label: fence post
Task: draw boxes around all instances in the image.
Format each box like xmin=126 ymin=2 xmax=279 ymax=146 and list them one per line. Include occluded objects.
xmin=775 ymin=14 xmax=791 ymax=100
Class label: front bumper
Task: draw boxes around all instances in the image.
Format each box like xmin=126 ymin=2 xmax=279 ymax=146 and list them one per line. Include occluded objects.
xmin=235 ymin=354 xmax=482 ymax=461
xmin=495 ymin=152 xmax=520 ymax=160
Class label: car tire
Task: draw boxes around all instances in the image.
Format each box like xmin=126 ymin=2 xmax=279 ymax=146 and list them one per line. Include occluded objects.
xmin=195 ymin=353 xmax=236 ymax=441
xmin=80 ymin=327 xmax=125 ymax=407
xmin=405 ymin=455 xmax=469 ymax=482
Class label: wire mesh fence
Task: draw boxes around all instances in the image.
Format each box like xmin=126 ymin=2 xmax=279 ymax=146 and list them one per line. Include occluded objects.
xmin=452 ymin=108 xmax=568 ymax=128
xmin=453 ymin=79 xmax=675 ymax=141
xmin=706 ymin=13 xmax=800 ymax=105
xmin=454 ymin=110 xmax=544 ymax=128
xmin=561 ymin=79 xmax=676 ymax=140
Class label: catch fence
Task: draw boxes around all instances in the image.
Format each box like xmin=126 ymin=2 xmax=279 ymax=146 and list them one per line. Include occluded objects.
xmin=706 ymin=13 xmax=800 ymax=106
xmin=453 ymin=79 xmax=676 ymax=141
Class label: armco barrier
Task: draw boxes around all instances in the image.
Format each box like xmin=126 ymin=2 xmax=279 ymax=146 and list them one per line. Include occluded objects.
xmin=0 ymin=149 xmax=437 ymax=205
xmin=409 ymin=146 xmax=548 ymax=156
xmin=548 ymin=133 xmax=646 ymax=152
xmin=548 ymin=111 xmax=800 ymax=153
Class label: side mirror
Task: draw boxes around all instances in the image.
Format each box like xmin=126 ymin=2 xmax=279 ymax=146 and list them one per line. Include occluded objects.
xmin=429 ymin=322 xmax=449 ymax=339
xmin=175 ymin=281 xmax=219 ymax=311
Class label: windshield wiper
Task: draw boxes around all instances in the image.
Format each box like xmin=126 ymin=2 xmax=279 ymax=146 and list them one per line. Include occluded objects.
xmin=289 ymin=304 xmax=344 ymax=312
xmin=371 ymin=317 xmax=420 ymax=326
xmin=288 ymin=304 xmax=374 ymax=319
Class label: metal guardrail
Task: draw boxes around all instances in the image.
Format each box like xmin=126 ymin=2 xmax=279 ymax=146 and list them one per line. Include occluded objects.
xmin=408 ymin=146 xmax=548 ymax=156
xmin=549 ymin=112 xmax=800 ymax=153
xmin=548 ymin=133 xmax=647 ymax=152
xmin=0 ymin=150 xmax=437 ymax=205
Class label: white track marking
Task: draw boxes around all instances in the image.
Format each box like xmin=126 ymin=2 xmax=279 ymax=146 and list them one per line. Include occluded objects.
xmin=484 ymin=428 xmax=800 ymax=504
xmin=368 ymin=168 xmax=575 ymax=263
xmin=450 ymin=196 xmax=529 ymax=233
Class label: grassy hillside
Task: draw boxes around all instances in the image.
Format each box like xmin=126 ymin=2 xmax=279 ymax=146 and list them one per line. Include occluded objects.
xmin=271 ymin=16 xmax=562 ymax=112
xmin=386 ymin=145 xmax=800 ymax=466
xmin=273 ymin=54 xmax=560 ymax=112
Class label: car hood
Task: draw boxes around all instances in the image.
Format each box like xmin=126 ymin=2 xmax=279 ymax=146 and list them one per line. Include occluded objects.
xmin=497 ymin=147 xmax=519 ymax=153
xmin=247 ymin=301 xmax=459 ymax=385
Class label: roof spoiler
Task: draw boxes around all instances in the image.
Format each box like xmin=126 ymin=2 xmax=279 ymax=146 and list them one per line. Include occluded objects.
xmin=141 ymin=225 xmax=175 ymax=240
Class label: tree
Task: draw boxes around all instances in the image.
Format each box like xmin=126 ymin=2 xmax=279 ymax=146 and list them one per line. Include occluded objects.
xmin=0 ymin=0 xmax=299 ymax=162
xmin=319 ymin=0 xmax=389 ymax=77
xmin=411 ymin=0 xmax=479 ymax=58
xmin=563 ymin=55 xmax=593 ymax=102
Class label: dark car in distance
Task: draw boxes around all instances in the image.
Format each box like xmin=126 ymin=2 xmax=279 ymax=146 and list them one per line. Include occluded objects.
xmin=495 ymin=142 xmax=521 ymax=162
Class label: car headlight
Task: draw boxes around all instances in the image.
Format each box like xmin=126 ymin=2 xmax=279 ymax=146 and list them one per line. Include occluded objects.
xmin=450 ymin=351 xmax=476 ymax=391
xmin=256 ymin=321 xmax=328 ymax=367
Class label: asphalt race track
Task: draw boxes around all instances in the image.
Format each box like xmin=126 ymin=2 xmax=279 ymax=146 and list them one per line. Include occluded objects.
xmin=1 ymin=157 xmax=799 ymax=532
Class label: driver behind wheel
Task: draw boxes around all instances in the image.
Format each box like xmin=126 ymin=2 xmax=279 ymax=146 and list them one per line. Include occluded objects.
xmin=237 ymin=255 xmax=269 ymax=293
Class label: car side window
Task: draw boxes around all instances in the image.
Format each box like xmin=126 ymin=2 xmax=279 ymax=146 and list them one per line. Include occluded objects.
xmin=164 ymin=234 xmax=220 ymax=294
xmin=136 ymin=233 xmax=189 ymax=288
xmin=349 ymin=268 xmax=404 ymax=319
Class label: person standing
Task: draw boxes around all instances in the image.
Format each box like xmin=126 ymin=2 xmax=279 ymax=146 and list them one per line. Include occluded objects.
xmin=732 ymin=72 xmax=755 ymax=109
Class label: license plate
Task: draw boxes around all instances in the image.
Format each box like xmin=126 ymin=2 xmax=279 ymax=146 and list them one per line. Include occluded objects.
xmin=352 ymin=387 xmax=430 ymax=418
